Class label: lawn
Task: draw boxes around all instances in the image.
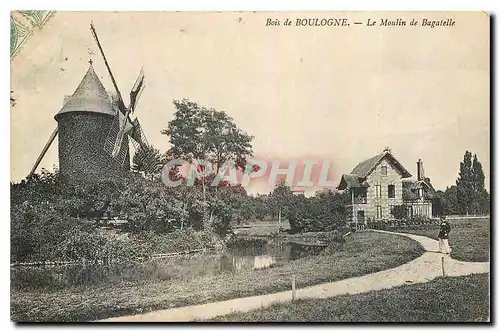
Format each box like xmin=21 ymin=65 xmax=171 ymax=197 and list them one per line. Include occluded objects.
xmin=210 ymin=273 xmax=490 ymax=322
xmin=11 ymin=231 xmax=424 ymax=322
xmin=393 ymin=217 xmax=490 ymax=262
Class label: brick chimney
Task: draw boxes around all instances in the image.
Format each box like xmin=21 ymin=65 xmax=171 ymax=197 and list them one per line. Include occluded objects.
xmin=417 ymin=159 xmax=425 ymax=181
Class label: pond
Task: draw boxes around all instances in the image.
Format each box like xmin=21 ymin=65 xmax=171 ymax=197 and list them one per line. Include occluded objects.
xmin=11 ymin=241 xmax=326 ymax=290
xmin=221 ymin=241 xmax=326 ymax=272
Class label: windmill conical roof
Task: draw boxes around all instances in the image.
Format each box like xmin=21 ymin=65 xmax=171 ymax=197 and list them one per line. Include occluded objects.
xmin=55 ymin=64 xmax=115 ymax=118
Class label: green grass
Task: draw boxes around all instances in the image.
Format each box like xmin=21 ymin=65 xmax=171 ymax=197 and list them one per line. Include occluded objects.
xmin=211 ymin=274 xmax=490 ymax=322
xmin=11 ymin=231 xmax=424 ymax=322
xmin=393 ymin=217 xmax=490 ymax=262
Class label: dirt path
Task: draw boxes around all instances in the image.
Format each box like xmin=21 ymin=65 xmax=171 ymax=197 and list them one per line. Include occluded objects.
xmin=100 ymin=230 xmax=489 ymax=322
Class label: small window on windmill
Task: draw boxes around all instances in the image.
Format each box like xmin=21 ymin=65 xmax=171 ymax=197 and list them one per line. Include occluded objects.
xmin=381 ymin=166 xmax=387 ymax=176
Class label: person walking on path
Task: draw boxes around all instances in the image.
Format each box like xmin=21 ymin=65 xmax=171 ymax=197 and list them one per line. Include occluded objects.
xmin=438 ymin=216 xmax=451 ymax=254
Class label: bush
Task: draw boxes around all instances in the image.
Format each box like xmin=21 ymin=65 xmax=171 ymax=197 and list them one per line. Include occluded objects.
xmin=287 ymin=191 xmax=350 ymax=233
xmin=134 ymin=229 xmax=221 ymax=255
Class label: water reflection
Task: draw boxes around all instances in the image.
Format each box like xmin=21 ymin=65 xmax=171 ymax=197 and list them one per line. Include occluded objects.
xmin=11 ymin=241 xmax=326 ymax=290
xmin=221 ymin=241 xmax=325 ymax=272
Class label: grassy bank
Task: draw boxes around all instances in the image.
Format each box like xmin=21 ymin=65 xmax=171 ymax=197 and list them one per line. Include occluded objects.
xmin=393 ymin=217 xmax=489 ymax=262
xmin=211 ymin=274 xmax=490 ymax=322
xmin=11 ymin=231 xmax=424 ymax=322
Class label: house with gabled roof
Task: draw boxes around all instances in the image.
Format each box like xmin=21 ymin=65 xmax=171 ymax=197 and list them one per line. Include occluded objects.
xmin=337 ymin=147 xmax=435 ymax=228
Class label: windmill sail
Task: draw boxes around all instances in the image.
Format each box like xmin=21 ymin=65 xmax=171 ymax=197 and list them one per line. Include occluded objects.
xmin=90 ymin=23 xmax=149 ymax=170
xmin=111 ymin=111 xmax=130 ymax=158
xmin=129 ymin=68 xmax=145 ymax=113
xmin=129 ymin=118 xmax=148 ymax=146
xmin=104 ymin=109 xmax=133 ymax=164
xmin=90 ymin=22 xmax=126 ymax=114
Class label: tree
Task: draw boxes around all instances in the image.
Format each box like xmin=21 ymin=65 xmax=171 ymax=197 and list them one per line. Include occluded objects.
xmin=162 ymin=99 xmax=254 ymax=172
xmin=132 ymin=144 xmax=167 ymax=180
xmin=441 ymin=185 xmax=459 ymax=215
xmin=455 ymin=151 xmax=489 ymax=215
xmin=472 ymin=154 xmax=486 ymax=214
xmin=286 ymin=189 xmax=350 ymax=233
xmin=456 ymin=151 xmax=475 ymax=215
xmin=270 ymin=180 xmax=294 ymax=221
xmin=162 ymin=99 xmax=254 ymax=229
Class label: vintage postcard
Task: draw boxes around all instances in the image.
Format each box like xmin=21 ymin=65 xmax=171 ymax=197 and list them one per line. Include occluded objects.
xmin=10 ymin=11 xmax=490 ymax=323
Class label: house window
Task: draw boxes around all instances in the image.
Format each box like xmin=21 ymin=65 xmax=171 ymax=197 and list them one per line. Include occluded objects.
xmin=375 ymin=184 xmax=381 ymax=198
xmin=381 ymin=166 xmax=387 ymax=176
xmin=388 ymin=185 xmax=395 ymax=198
xmin=376 ymin=205 xmax=382 ymax=219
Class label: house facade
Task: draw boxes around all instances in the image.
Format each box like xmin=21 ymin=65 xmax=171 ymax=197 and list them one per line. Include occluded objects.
xmin=337 ymin=148 xmax=435 ymax=227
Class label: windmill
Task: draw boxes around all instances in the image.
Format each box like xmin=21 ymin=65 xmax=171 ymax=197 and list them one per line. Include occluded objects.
xmin=28 ymin=22 xmax=158 ymax=181
xmin=89 ymin=22 xmax=151 ymax=170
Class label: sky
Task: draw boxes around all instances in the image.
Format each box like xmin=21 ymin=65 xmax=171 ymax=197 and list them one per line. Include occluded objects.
xmin=11 ymin=11 xmax=490 ymax=194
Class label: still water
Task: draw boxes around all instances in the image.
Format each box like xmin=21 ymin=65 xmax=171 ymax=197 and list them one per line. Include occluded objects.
xmin=220 ymin=241 xmax=325 ymax=272
xmin=11 ymin=241 xmax=326 ymax=290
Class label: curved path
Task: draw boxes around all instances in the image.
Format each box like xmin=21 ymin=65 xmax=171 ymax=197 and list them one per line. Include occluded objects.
xmin=100 ymin=230 xmax=489 ymax=322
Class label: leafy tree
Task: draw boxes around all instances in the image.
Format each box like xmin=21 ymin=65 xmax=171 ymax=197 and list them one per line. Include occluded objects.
xmin=442 ymin=185 xmax=459 ymax=215
xmin=284 ymin=188 xmax=350 ymax=233
xmin=456 ymin=151 xmax=489 ymax=215
xmin=456 ymin=151 xmax=474 ymax=214
xmin=162 ymin=98 xmax=254 ymax=172
xmin=431 ymin=190 xmax=445 ymax=217
xmin=162 ymin=98 xmax=254 ymax=229
xmin=472 ymin=154 xmax=487 ymax=214
xmin=270 ymin=180 xmax=294 ymax=221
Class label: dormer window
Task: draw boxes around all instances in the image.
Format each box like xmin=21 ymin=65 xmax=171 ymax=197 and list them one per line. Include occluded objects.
xmin=381 ymin=166 xmax=387 ymax=176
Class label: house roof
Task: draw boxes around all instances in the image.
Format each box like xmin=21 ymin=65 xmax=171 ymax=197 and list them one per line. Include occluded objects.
xmin=402 ymin=179 xmax=436 ymax=200
xmin=337 ymin=174 xmax=369 ymax=190
xmin=55 ymin=64 xmax=115 ymax=119
xmin=336 ymin=149 xmax=412 ymax=190
xmin=350 ymin=150 xmax=412 ymax=179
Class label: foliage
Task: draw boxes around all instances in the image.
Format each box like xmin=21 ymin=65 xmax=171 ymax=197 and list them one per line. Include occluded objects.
xmin=442 ymin=186 xmax=459 ymax=215
xmin=390 ymin=205 xmax=406 ymax=220
xmin=132 ymin=143 xmax=167 ymax=180
xmin=162 ymin=98 xmax=254 ymax=172
xmin=456 ymin=151 xmax=489 ymax=215
xmin=272 ymin=183 xmax=350 ymax=233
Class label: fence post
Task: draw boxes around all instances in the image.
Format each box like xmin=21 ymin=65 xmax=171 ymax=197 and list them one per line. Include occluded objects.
xmin=291 ymin=274 xmax=296 ymax=302
xmin=441 ymin=256 xmax=446 ymax=277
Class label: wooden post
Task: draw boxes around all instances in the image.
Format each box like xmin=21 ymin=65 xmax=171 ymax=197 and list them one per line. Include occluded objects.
xmin=28 ymin=127 xmax=58 ymax=178
xmin=441 ymin=256 xmax=446 ymax=277
xmin=291 ymin=274 xmax=296 ymax=302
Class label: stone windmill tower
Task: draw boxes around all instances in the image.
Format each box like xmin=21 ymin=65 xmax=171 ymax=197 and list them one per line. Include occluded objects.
xmin=28 ymin=23 xmax=151 ymax=183
xmin=54 ymin=62 xmax=131 ymax=181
